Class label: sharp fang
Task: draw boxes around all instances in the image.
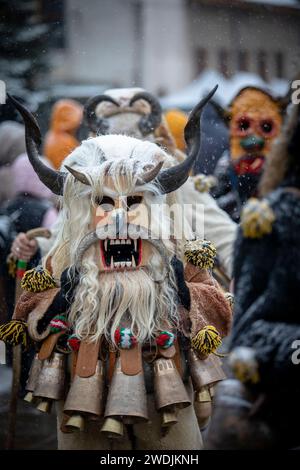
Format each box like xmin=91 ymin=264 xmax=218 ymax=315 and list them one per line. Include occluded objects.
xmin=115 ymin=240 xmax=120 ymax=245
xmin=134 ymin=239 xmax=137 ymax=251
xmin=131 ymin=255 xmax=136 ymax=267
xmin=110 ymin=256 xmax=114 ymax=268
xmin=126 ymin=261 xmax=131 ymax=267
xmin=104 ymin=240 xmax=108 ymax=251
xmin=126 ymin=239 xmax=131 ymax=244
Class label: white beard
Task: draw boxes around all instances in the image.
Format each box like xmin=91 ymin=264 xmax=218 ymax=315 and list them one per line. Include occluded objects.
xmin=69 ymin=266 xmax=178 ymax=345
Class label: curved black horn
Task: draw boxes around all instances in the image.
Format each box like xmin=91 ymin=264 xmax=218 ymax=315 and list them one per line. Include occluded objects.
xmin=7 ymin=94 xmax=66 ymax=195
xmin=129 ymin=91 xmax=162 ymax=136
xmin=84 ymin=94 xmax=120 ymax=134
xmin=156 ymin=85 xmax=218 ymax=194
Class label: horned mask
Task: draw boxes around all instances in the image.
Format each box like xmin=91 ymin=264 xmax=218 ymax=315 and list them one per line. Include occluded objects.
xmin=214 ymin=86 xmax=288 ymax=177
xmin=9 ymin=87 xmax=217 ymax=343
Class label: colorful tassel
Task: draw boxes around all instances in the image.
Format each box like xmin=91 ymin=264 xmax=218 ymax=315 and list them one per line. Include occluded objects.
xmin=184 ymin=239 xmax=217 ymax=269
xmin=193 ymin=174 xmax=217 ymax=193
xmin=50 ymin=315 xmax=69 ymax=334
xmin=241 ymin=197 xmax=275 ymax=239
xmin=67 ymin=334 xmax=81 ymax=352
xmin=114 ymin=327 xmax=137 ymax=349
xmin=21 ymin=266 xmax=56 ymax=293
xmin=191 ymin=325 xmax=222 ymax=355
xmin=156 ymin=331 xmax=175 ymax=349
xmin=0 ymin=320 xmax=28 ymax=348
xmin=16 ymin=259 xmax=27 ymax=279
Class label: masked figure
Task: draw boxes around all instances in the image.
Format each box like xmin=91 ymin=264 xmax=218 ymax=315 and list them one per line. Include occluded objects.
xmin=81 ymin=87 xmax=237 ymax=278
xmin=205 ymin=102 xmax=300 ymax=449
xmin=212 ymin=86 xmax=288 ymax=221
xmin=0 ymin=92 xmax=232 ymax=450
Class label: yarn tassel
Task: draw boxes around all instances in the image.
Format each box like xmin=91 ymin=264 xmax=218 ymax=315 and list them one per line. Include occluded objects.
xmin=21 ymin=266 xmax=56 ymax=293
xmin=191 ymin=325 xmax=222 ymax=355
xmin=0 ymin=320 xmax=28 ymax=348
xmin=50 ymin=315 xmax=69 ymax=334
xmin=184 ymin=239 xmax=217 ymax=269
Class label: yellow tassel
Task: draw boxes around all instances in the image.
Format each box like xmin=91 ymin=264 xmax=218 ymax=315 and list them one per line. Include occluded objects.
xmin=21 ymin=266 xmax=56 ymax=293
xmin=191 ymin=325 xmax=222 ymax=355
xmin=193 ymin=174 xmax=217 ymax=193
xmin=0 ymin=320 xmax=28 ymax=348
xmin=184 ymin=239 xmax=217 ymax=269
xmin=6 ymin=254 xmax=17 ymax=278
xmin=241 ymin=198 xmax=275 ymax=239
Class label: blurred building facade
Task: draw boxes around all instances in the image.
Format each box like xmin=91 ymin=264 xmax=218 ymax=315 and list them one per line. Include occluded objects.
xmin=45 ymin=0 xmax=300 ymax=95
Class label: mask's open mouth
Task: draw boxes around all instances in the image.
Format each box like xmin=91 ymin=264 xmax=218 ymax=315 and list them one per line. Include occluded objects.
xmin=234 ymin=155 xmax=265 ymax=175
xmin=100 ymin=239 xmax=142 ymax=269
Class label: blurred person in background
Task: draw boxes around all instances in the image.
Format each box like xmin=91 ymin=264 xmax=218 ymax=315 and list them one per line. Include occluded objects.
xmin=0 ymin=121 xmax=26 ymax=205
xmin=43 ymin=98 xmax=83 ymax=170
xmin=164 ymin=108 xmax=188 ymax=152
xmin=3 ymin=153 xmax=58 ymax=317
xmin=1 ymin=153 xmax=58 ymax=396
xmin=211 ymin=87 xmax=288 ymax=222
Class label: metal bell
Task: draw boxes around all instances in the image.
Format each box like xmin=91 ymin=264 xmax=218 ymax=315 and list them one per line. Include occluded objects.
xmin=161 ymin=407 xmax=178 ymax=428
xmin=36 ymin=400 xmax=52 ymax=413
xmin=153 ymin=358 xmax=191 ymax=412
xmin=101 ymin=417 xmax=124 ymax=439
xmin=64 ymin=360 xmax=105 ymax=424
xmin=24 ymin=353 xmax=43 ymax=403
xmin=65 ymin=414 xmax=85 ymax=432
xmin=194 ymin=385 xmax=212 ymax=430
xmin=34 ymin=352 xmax=66 ymax=412
xmin=104 ymin=357 xmax=148 ymax=424
xmin=188 ymin=349 xmax=226 ymax=391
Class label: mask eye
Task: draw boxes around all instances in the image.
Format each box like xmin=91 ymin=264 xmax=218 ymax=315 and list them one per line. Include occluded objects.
xmin=127 ymin=195 xmax=143 ymax=210
xmin=237 ymin=117 xmax=251 ymax=132
xmin=96 ymin=196 xmax=115 ymax=211
xmin=260 ymin=120 xmax=273 ymax=134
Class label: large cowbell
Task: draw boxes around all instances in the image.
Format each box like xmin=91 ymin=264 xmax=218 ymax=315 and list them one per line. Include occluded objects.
xmin=188 ymin=349 xmax=226 ymax=401
xmin=153 ymin=357 xmax=191 ymax=428
xmin=24 ymin=353 xmax=43 ymax=403
xmin=102 ymin=356 xmax=148 ymax=437
xmin=63 ymin=359 xmax=105 ymax=432
xmin=33 ymin=352 xmax=66 ymax=413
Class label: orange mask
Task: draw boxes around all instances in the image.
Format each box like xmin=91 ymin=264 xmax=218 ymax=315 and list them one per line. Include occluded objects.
xmin=228 ymin=88 xmax=283 ymax=175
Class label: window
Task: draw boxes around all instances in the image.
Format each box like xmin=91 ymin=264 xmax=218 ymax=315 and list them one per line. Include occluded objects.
xmin=195 ymin=47 xmax=208 ymax=76
xmin=219 ymin=49 xmax=230 ymax=78
xmin=257 ymin=50 xmax=267 ymax=81
xmin=275 ymin=51 xmax=284 ymax=79
xmin=237 ymin=50 xmax=249 ymax=72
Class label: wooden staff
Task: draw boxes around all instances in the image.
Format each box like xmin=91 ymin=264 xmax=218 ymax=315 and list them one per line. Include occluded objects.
xmin=5 ymin=227 xmax=51 ymax=450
